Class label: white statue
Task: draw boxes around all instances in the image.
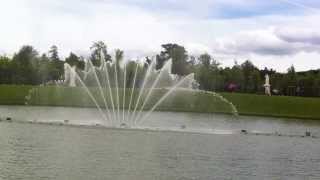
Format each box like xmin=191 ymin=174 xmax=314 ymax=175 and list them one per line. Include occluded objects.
xmin=64 ymin=63 xmax=77 ymax=87
xmin=264 ymin=74 xmax=271 ymax=96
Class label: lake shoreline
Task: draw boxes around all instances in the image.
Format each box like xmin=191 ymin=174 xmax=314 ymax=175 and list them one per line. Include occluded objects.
xmin=1 ymin=118 xmax=317 ymax=139
xmin=1 ymin=85 xmax=320 ymax=120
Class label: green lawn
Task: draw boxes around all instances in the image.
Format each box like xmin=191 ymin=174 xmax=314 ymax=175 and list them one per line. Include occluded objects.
xmin=221 ymin=93 xmax=320 ymax=120
xmin=0 ymin=85 xmax=33 ymax=105
xmin=1 ymin=85 xmax=320 ymax=120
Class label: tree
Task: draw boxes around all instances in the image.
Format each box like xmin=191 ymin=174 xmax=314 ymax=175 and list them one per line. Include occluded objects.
xmin=38 ymin=54 xmax=51 ymax=84
xmin=251 ymin=69 xmax=262 ymax=92
xmin=282 ymin=65 xmax=297 ymax=95
xmin=188 ymin=56 xmax=196 ymax=66
xmin=6 ymin=42 xmax=320 ymax=97
xmin=157 ymin=43 xmax=189 ymax=75
xmin=222 ymin=62 xmax=244 ymax=92
xmin=0 ymin=56 xmax=12 ymax=84
xmin=47 ymin=45 xmax=64 ymax=81
xmin=195 ymin=53 xmax=224 ymax=91
xmin=11 ymin=45 xmax=39 ymax=84
xmin=65 ymin=52 xmax=84 ymax=70
xmin=49 ymin=45 xmax=59 ymax=61
xmin=298 ymin=72 xmax=315 ymax=96
xmin=241 ymin=60 xmax=257 ymax=92
xmin=313 ymin=72 xmax=320 ymax=97
xmin=156 ymin=55 xmax=165 ymax=70
xmin=145 ymin=56 xmax=151 ymax=65
xmin=90 ymin=41 xmax=112 ymax=66
xmin=287 ymin=65 xmax=297 ymax=83
xmin=270 ymin=73 xmax=284 ymax=95
xmin=199 ymin=53 xmax=211 ymax=67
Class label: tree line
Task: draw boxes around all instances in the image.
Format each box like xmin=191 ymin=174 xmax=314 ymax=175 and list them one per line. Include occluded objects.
xmin=1 ymin=41 xmax=320 ymax=97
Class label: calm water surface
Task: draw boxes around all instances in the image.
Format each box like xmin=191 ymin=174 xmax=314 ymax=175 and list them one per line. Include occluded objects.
xmin=0 ymin=106 xmax=320 ymax=179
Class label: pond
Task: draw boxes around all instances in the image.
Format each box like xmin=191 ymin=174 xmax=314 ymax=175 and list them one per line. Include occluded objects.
xmin=0 ymin=105 xmax=320 ymax=179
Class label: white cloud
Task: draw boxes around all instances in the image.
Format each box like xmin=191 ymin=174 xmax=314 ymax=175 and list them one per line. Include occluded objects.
xmin=275 ymin=27 xmax=320 ymax=45
xmin=1 ymin=0 xmax=320 ymax=72
xmin=214 ymin=27 xmax=320 ymax=56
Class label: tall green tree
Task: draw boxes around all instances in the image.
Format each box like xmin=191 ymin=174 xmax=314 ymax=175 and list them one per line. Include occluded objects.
xmin=38 ymin=54 xmax=51 ymax=84
xmin=287 ymin=65 xmax=297 ymax=84
xmin=0 ymin=56 xmax=12 ymax=84
xmin=241 ymin=60 xmax=257 ymax=92
xmin=251 ymin=69 xmax=262 ymax=92
xmin=199 ymin=53 xmax=211 ymax=67
xmin=223 ymin=61 xmax=244 ymax=92
xmin=11 ymin=45 xmax=39 ymax=84
xmin=65 ymin=52 xmax=85 ymax=70
xmin=90 ymin=41 xmax=111 ymax=66
xmin=195 ymin=53 xmax=224 ymax=91
xmin=49 ymin=45 xmax=59 ymax=61
xmin=48 ymin=45 xmax=64 ymax=81
xmin=157 ymin=43 xmax=189 ymax=75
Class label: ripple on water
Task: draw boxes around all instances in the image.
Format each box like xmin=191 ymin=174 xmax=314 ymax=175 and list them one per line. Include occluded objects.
xmin=1 ymin=108 xmax=320 ymax=179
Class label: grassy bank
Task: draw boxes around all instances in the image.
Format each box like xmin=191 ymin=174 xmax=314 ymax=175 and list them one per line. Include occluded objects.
xmin=0 ymin=85 xmax=34 ymax=105
xmin=221 ymin=93 xmax=320 ymax=120
xmin=0 ymin=85 xmax=234 ymax=114
xmin=1 ymin=85 xmax=320 ymax=120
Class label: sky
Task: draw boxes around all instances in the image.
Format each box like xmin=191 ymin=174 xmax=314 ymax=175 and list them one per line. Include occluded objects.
xmin=1 ymin=0 xmax=320 ymax=72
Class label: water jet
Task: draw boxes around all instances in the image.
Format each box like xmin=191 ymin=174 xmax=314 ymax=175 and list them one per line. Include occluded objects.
xmin=25 ymin=53 xmax=238 ymax=129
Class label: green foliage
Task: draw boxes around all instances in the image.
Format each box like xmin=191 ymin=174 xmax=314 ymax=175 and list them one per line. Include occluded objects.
xmin=90 ymin=41 xmax=112 ymax=66
xmin=157 ymin=43 xmax=190 ymax=75
xmin=0 ymin=56 xmax=11 ymax=84
xmin=11 ymin=45 xmax=39 ymax=84
xmin=46 ymin=45 xmax=64 ymax=81
xmin=1 ymin=42 xmax=320 ymax=97
xmin=0 ymin=85 xmax=33 ymax=104
xmin=195 ymin=53 xmax=224 ymax=91
xmin=38 ymin=54 xmax=51 ymax=83
xmin=241 ymin=60 xmax=259 ymax=92
xmin=49 ymin=45 xmax=59 ymax=61
xmin=65 ymin=52 xmax=85 ymax=70
xmin=0 ymin=45 xmax=65 ymax=85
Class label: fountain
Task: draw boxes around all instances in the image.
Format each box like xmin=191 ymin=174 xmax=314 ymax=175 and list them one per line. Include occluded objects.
xmin=64 ymin=63 xmax=77 ymax=87
xmin=264 ymin=74 xmax=271 ymax=96
xmin=25 ymin=52 xmax=238 ymax=128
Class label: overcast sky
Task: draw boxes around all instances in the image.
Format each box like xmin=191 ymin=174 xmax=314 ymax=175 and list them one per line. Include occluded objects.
xmin=1 ymin=0 xmax=320 ymax=72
